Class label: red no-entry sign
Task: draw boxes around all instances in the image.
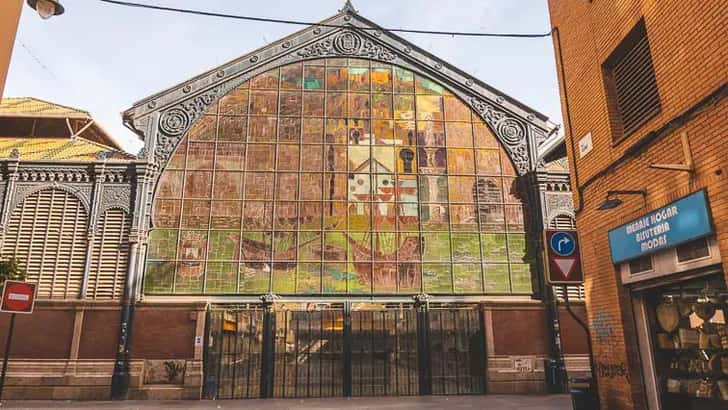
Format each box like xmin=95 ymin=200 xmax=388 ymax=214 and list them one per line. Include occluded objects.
xmin=0 ymin=280 xmax=37 ymax=314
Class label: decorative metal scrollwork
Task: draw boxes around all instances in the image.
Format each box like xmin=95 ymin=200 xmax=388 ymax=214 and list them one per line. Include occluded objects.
xmin=297 ymin=30 xmax=396 ymax=62
xmin=334 ymin=31 xmax=362 ymax=54
xmin=99 ymin=185 xmax=132 ymax=215
xmin=469 ymin=96 xmax=530 ymax=175
xmin=545 ymin=192 xmax=575 ymax=224
xmin=155 ymin=87 xmax=224 ymax=164
xmin=10 ymin=183 xmax=92 ymax=214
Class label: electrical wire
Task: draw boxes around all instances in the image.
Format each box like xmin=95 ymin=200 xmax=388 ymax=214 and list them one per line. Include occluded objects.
xmin=17 ymin=40 xmax=60 ymax=81
xmin=97 ymin=0 xmax=553 ymax=38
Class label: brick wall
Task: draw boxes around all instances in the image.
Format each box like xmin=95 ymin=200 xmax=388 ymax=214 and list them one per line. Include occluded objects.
xmin=131 ymin=304 xmax=200 ymax=360
xmin=548 ymin=1 xmax=727 ymax=409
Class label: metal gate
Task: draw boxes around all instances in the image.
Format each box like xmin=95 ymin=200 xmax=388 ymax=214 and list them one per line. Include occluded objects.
xmin=203 ymin=302 xmax=485 ymax=399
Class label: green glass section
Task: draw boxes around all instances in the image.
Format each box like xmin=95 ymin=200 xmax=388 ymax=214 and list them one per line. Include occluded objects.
xmin=507 ymin=233 xmax=528 ymax=263
xmin=272 ymin=264 xmax=296 ymax=294
xmin=422 ymin=233 xmax=451 ymax=262
xmin=174 ymin=262 xmax=204 ymax=294
xmin=451 ymin=233 xmax=480 ymax=263
xmin=147 ymin=230 xmax=178 ymax=260
xmin=205 ymin=262 xmax=238 ymax=293
xmin=453 ymin=264 xmax=483 ymax=293
xmin=481 ymin=233 xmax=508 ymax=262
xmin=239 ymin=264 xmax=270 ymax=293
xmin=208 ymin=230 xmax=239 ymax=260
xmin=143 ymin=261 xmax=174 ymax=293
xmin=423 ymin=263 xmax=452 ymax=293
xmin=323 ymin=263 xmax=348 ymax=294
xmin=484 ymin=263 xmax=510 ymax=293
xmin=297 ymin=263 xmax=322 ymax=293
xmin=510 ymin=264 xmax=533 ymax=294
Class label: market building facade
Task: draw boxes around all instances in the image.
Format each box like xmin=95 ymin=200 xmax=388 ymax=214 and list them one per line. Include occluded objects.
xmin=0 ymin=4 xmax=589 ymax=400
xmin=548 ymin=0 xmax=727 ymax=409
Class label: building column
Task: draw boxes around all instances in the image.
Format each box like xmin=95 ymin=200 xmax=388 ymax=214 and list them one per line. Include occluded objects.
xmin=110 ymin=154 xmax=156 ymax=400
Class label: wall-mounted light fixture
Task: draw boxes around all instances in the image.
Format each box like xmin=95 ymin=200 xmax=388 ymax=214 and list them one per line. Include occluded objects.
xmin=26 ymin=0 xmax=64 ymax=20
xmin=597 ymin=190 xmax=647 ymax=211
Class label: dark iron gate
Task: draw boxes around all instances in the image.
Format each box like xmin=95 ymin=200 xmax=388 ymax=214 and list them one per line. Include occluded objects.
xmin=203 ymin=302 xmax=485 ymax=399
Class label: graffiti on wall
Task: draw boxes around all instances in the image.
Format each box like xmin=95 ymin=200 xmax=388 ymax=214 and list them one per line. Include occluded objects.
xmin=591 ymin=308 xmax=628 ymax=379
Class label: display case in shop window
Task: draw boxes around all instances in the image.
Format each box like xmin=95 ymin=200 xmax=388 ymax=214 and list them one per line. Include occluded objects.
xmin=648 ymin=275 xmax=728 ymax=408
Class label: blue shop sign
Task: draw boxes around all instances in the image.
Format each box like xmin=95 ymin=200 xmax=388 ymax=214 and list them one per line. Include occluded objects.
xmin=608 ymin=190 xmax=713 ymax=264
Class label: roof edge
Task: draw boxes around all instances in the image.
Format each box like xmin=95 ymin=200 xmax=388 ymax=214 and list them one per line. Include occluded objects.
xmin=124 ymin=7 xmax=556 ymax=133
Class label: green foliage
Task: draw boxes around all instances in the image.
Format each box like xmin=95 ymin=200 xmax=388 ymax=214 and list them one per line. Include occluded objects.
xmin=0 ymin=256 xmax=26 ymax=286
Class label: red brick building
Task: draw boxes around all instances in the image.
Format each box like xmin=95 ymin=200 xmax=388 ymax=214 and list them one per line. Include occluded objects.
xmin=548 ymin=1 xmax=727 ymax=409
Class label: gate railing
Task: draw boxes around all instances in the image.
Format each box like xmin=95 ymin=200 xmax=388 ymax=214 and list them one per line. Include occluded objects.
xmin=203 ymin=301 xmax=486 ymax=399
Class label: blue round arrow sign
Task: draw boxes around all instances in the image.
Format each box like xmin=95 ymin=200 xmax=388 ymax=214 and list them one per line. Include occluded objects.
xmin=550 ymin=232 xmax=576 ymax=256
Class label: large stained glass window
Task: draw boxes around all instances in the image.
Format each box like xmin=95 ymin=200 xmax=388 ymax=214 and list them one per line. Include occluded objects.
xmin=145 ymin=58 xmax=533 ymax=295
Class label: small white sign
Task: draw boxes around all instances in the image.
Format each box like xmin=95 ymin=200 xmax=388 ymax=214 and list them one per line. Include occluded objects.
xmin=194 ymin=335 xmax=203 ymax=346
xmin=513 ymin=357 xmax=534 ymax=373
xmin=578 ymin=132 xmax=593 ymax=158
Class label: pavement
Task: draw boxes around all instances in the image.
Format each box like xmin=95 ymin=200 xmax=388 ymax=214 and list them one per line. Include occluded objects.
xmin=0 ymin=395 xmax=572 ymax=409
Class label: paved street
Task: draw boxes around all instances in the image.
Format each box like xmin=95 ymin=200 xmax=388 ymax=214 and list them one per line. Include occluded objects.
xmin=1 ymin=395 xmax=572 ymax=409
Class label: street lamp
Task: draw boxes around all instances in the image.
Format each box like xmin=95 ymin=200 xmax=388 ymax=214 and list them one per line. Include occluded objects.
xmin=26 ymin=0 xmax=64 ymax=20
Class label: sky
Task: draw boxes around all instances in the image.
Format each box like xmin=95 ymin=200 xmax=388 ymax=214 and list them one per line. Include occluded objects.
xmin=6 ymin=0 xmax=561 ymax=154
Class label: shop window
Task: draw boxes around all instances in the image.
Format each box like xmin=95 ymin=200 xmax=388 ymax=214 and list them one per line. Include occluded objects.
xmin=645 ymin=275 xmax=728 ymax=406
xmin=629 ymin=255 xmax=653 ymax=274
xmin=603 ymin=19 xmax=661 ymax=142
xmin=676 ymin=238 xmax=710 ymax=263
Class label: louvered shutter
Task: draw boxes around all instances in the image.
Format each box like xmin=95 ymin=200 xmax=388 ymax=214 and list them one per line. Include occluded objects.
xmin=605 ymin=20 xmax=661 ymax=139
xmin=2 ymin=189 xmax=88 ymax=299
xmin=87 ymin=208 xmax=130 ymax=299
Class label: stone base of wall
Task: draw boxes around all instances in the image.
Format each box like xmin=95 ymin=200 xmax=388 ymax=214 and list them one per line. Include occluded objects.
xmin=487 ymin=354 xmax=591 ymax=394
xmin=0 ymin=359 xmax=202 ymax=400
xmin=1 ymin=355 xmax=590 ymax=399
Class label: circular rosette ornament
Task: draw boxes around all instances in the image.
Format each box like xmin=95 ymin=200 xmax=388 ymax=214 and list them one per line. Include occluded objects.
xmin=334 ymin=31 xmax=362 ymax=55
xmin=159 ymin=108 xmax=191 ymax=136
xmin=496 ymin=118 xmax=525 ymax=146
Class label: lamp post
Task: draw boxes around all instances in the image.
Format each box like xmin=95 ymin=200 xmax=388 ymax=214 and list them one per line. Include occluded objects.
xmin=0 ymin=0 xmax=64 ymax=99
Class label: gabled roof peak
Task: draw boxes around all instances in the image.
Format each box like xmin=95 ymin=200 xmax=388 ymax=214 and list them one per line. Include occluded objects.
xmin=339 ymin=0 xmax=358 ymax=14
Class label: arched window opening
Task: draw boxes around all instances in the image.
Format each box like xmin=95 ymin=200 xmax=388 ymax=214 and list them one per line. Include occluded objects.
xmin=146 ymin=58 xmax=529 ymax=296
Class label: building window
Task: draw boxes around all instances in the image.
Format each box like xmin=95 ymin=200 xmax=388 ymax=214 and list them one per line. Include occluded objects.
xmin=629 ymin=255 xmax=653 ymax=274
xmin=676 ymin=238 xmax=709 ymax=262
xmin=145 ymin=58 xmax=532 ymax=296
xmin=603 ymin=19 xmax=660 ymax=142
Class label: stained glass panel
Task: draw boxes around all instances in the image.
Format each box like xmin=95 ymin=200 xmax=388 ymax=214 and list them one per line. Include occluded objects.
xmin=146 ymin=58 xmax=532 ymax=296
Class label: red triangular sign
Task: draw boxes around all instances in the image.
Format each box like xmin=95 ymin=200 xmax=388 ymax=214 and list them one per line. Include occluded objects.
xmin=554 ymin=258 xmax=576 ymax=277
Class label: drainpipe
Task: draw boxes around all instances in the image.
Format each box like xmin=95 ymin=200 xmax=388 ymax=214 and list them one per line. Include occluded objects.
xmin=110 ymin=240 xmax=140 ymax=400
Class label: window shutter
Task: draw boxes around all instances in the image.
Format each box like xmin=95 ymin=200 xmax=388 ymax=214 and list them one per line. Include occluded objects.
xmin=87 ymin=208 xmax=130 ymax=299
xmin=2 ymin=189 xmax=88 ymax=299
xmin=604 ymin=20 xmax=661 ymax=139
